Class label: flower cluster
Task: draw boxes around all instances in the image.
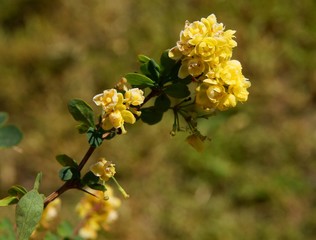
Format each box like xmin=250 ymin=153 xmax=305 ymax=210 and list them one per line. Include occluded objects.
xmin=93 ymin=85 xmax=144 ymax=133
xmin=76 ymin=188 xmax=121 ymax=239
xmin=169 ymin=14 xmax=250 ymax=111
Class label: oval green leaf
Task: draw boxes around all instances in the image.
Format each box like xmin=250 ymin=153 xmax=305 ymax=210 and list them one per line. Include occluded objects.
xmin=164 ymin=83 xmax=191 ymax=99
xmin=125 ymin=73 xmax=155 ymax=88
xmin=160 ymin=50 xmax=177 ymax=75
xmin=68 ymin=99 xmax=95 ymax=130
xmin=16 ymin=189 xmax=44 ymax=240
xmin=88 ymin=183 xmax=106 ymax=191
xmin=0 ymin=125 xmax=23 ymax=148
xmin=0 ymin=196 xmax=19 ymax=206
xmin=140 ymin=107 xmax=164 ymax=125
xmin=56 ymin=154 xmax=78 ymax=167
xmin=138 ymin=54 xmax=151 ymax=64
xmin=8 ymin=185 xmax=28 ymax=199
xmin=147 ymin=59 xmax=160 ymax=82
xmin=154 ymin=94 xmax=171 ymax=112
xmin=59 ymin=167 xmax=80 ymax=181
xmin=81 ymin=171 xmax=100 ymax=186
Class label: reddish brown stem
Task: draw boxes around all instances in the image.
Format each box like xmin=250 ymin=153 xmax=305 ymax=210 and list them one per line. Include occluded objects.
xmin=78 ymin=146 xmax=96 ymax=171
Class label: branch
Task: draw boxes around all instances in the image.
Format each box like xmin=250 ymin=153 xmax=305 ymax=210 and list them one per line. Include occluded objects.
xmin=44 ymin=146 xmax=96 ymax=207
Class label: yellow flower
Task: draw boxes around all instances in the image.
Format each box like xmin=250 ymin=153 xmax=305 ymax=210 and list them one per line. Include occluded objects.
xmin=201 ymin=14 xmax=221 ymax=33
xmin=182 ymin=20 xmax=208 ymax=40
xmin=168 ymin=46 xmax=183 ymax=60
xmin=230 ymin=81 xmax=250 ymax=101
xmin=76 ymin=188 xmax=121 ymax=239
xmin=124 ymin=88 xmax=145 ymax=106
xmin=102 ymin=109 xmax=136 ymax=134
xmin=178 ymin=56 xmax=207 ymax=78
xmin=93 ymin=89 xmax=119 ymax=112
xmin=90 ymin=158 xmax=116 ymax=181
xmin=218 ymin=93 xmax=237 ymax=111
xmin=195 ymin=79 xmax=226 ymax=110
xmin=217 ymin=60 xmax=244 ymax=85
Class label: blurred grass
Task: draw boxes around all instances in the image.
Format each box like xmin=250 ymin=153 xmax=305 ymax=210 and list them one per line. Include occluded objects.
xmin=1 ymin=0 xmax=316 ymax=239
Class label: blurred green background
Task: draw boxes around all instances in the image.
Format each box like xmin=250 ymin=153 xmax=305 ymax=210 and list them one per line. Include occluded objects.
xmin=1 ymin=0 xmax=316 ymax=239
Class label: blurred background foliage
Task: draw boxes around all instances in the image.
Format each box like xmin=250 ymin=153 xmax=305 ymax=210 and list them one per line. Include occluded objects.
xmin=1 ymin=0 xmax=316 ymax=239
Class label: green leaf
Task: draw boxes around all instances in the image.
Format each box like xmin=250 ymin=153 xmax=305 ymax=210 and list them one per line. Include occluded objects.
xmin=140 ymin=63 xmax=150 ymax=76
xmin=147 ymin=59 xmax=160 ymax=82
xmin=33 ymin=172 xmax=42 ymax=191
xmin=139 ymin=58 xmax=161 ymax=82
xmin=88 ymin=183 xmax=107 ymax=191
xmin=138 ymin=54 xmax=151 ymax=64
xmin=0 ymin=218 xmax=15 ymax=240
xmin=81 ymin=171 xmax=100 ymax=186
xmin=16 ymin=189 xmax=44 ymax=240
xmin=0 ymin=125 xmax=23 ymax=148
xmin=164 ymin=83 xmax=191 ymax=98
xmin=56 ymin=154 xmax=78 ymax=167
xmin=0 ymin=185 xmax=28 ymax=206
xmin=154 ymin=94 xmax=171 ymax=112
xmin=0 ymin=196 xmax=19 ymax=206
xmin=8 ymin=185 xmax=27 ymax=199
xmin=140 ymin=107 xmax=164 ymax=125
xmin=125 ymin=73 xmax=155 ymax=88
xmin=59 ymin=166 xmax=80 ymax=181
xmin=68 ymin=99 xmax=95 ymax=131
xmin=160 ymin=50 xmax=177 ymax=75
xmin=181 ymin=75 xmax=193 ymax=85
xmin=77 ymin=122 xmax=90 ymax=134
xmin=0 ymin=112 xmax=8 ymax=127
